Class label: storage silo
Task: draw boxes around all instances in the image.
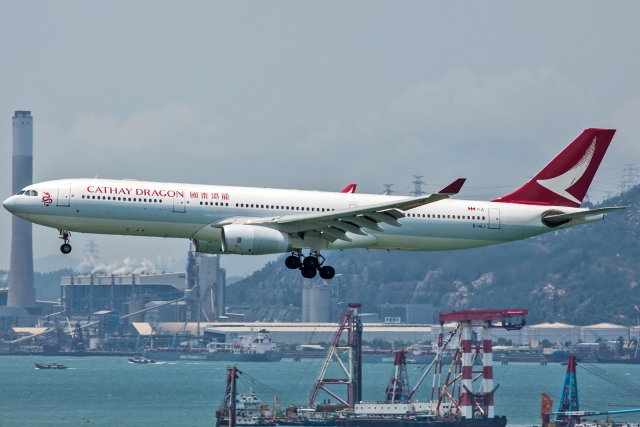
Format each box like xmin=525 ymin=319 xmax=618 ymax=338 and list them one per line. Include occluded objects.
xmin=306 ymin=285 xmax=331 ymax=323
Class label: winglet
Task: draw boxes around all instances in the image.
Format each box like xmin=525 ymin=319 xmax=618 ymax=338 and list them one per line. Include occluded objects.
xmin=341 ymin=184 xmax=357 ymax=193
xmin=438 ymin=178 xmax=466 ymax=195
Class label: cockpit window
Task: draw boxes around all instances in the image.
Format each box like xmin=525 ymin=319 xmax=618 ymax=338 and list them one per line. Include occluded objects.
xmin=17 ymin=190 xmax=25 ymax=195
xmin=31 ymin=191 xmax=38 ymax=196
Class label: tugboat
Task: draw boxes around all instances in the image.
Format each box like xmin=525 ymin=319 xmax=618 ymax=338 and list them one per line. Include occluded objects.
xmin=128 ymin=355 xmax=156 ymax=364
xmin=35 ymin=362 xmax=68 ymax=369
xmin=215 ymin=366 xmax=276 ymax=426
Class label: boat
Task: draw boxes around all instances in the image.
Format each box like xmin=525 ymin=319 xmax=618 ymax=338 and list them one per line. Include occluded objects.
xmin=595 ymin=354 xmax=640 ymax=364
xmin=213 ymin=306 xmax=518 ymax=427
xmin=216 ymin=367 xmax=277 ymax=426
xmin=290 ymin=305 xmax=515 ymax=427
xmin=128 ymin=355 xmax=156 ymax=364
xmin=147 ymin=329 xmax=283 ymax=362
xmin=35 ymin=362 xmax=67 ymax=369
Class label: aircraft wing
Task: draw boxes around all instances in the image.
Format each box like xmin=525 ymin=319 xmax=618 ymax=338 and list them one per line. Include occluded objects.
xmin=217 ymin=178 xmax=466 ymax=243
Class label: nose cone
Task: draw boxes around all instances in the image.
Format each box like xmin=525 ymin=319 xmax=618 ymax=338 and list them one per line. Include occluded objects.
xmin=3 ymin=196 xmax=15 ymax=213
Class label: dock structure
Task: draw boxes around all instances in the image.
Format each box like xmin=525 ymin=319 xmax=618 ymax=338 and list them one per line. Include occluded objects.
xmin=307 ymin=302 xmax=363 ymax=409
xmin=437 ymin=309 xmax=528 ymax=420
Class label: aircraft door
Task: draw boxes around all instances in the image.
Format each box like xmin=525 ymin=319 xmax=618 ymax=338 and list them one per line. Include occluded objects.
xmin=57 ymin=185 xmax=71 ymax=207
xmin=173 ymin=194 xmax=186 ymax=213
xmin=488 ymin=208 xmax=501 ymax=229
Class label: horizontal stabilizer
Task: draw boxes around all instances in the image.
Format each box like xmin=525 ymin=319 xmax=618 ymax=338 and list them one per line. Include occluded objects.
xmin=542 ymin=206 xmax=626 ymax=226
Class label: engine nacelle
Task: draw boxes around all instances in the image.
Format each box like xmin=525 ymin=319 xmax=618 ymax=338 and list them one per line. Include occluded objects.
xmin=221 ymin=224 xmax=291 ymax=255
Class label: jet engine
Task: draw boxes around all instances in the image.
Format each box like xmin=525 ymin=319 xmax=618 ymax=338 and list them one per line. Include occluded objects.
xmin=221 ymin=224 xmax=291 ymax=255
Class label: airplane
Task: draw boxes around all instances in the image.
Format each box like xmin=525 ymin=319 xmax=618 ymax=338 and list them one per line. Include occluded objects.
xmin=3 ymin=128 xmax=625 ymax=280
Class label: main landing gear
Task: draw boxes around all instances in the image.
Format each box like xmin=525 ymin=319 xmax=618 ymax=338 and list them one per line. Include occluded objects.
xmin=59 ymin=230 xmax=72 ymax=254
xmin=285 ymin=250 xmax=336 ymax=280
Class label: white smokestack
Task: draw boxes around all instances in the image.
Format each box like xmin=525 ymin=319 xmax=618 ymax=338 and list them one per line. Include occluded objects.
xmin=7 ymin=111 xmax=35 ymax=308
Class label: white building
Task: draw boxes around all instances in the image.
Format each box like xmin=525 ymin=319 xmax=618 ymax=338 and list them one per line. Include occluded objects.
xmin=526 ymin=322 xmax=580 ymax=346
xmin=581 ymin=323 xmax=629 ymax=342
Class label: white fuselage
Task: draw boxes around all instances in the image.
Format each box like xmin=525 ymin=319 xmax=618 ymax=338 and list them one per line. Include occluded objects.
xmin=3 ymin=178 xmax=596 ymax=254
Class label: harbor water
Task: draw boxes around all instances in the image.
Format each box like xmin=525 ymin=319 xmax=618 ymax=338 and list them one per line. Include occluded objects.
xmin=1 ymin=356 xmax=638 ymax=426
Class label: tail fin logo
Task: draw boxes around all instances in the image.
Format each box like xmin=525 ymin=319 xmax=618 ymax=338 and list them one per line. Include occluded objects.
xmin=536 ymin=137 xmax=597 ymax=205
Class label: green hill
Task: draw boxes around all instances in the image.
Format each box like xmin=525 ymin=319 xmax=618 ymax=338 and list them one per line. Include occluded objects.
xmin=228 ymin=185 xmax=640 ymax=325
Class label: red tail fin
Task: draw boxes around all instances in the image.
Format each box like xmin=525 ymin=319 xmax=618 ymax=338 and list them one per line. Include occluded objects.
xmin=492 ymin=128 xmax=615 ymax=207
xmin=341 ymin=184 xmax=357 ymax=193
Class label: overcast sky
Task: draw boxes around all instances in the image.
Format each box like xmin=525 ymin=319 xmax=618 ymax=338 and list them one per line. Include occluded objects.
xmin=1 ymin=1 xmax=639 ymax=276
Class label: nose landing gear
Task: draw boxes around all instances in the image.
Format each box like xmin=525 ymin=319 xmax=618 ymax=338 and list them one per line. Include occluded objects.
xmin=284 ymin=250 xmax=336 ymax=280
xmin=59 ymin=230 xmax=72 ymax=254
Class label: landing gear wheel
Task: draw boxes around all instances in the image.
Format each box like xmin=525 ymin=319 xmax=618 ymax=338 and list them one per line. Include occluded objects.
xmin=58 ymin=230 xmax=72 ymax=255
xmin=301 ymin=267 xmax=317 ymax=279
xmin=303 ymin=256 xmax=319 ymax=270
xmin=285 ymin=255 xmax=301 ymax=269
xmin=319 ymin=266 xmax=335 ymax=280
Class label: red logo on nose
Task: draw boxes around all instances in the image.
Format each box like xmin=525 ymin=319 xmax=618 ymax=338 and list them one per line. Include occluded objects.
xmin=42 ymin=192 xmax=53 ymax=207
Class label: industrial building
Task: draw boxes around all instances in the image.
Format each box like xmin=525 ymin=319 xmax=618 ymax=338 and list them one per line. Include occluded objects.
xmin=580 ymin=323 xmax=630 ymax=342
xmin=130 ymin=321 xmax=435 ymax=345
xmin=127 ymin=319 xmax=640 ymax=348
xmin=61 ymin=272 xmax=186 ymax=317
xmin=526 ymin=322 xmax=581 ymax=346
xmin=60 ymin=251 xmax=226 ymax=322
